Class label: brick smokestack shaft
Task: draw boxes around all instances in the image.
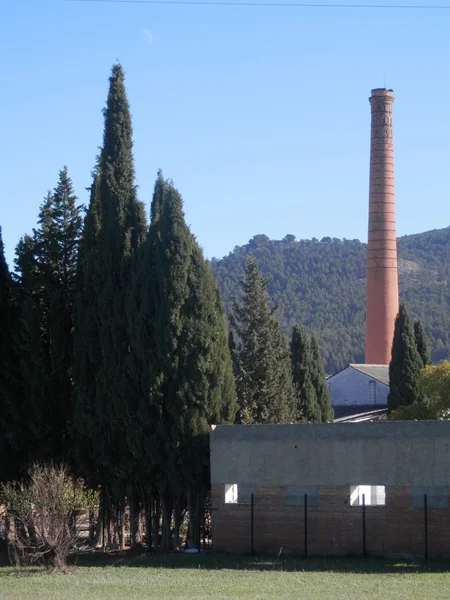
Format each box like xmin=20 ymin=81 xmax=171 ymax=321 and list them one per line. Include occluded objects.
xmin=365 ymin=88 xmax=399 ymax=364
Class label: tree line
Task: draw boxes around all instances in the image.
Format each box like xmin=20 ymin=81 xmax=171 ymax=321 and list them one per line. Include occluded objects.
xmin=212 ymin=228 xmax=450 ymax=374
xmin=388 ymin=301 xmax=450 ymax=419
xmin=229 ymin=257 xmax=333 ymax=425
xmin=0 ymin=64 xmax=332 ymax=553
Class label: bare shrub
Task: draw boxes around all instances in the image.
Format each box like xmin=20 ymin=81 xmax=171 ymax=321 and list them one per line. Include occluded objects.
xmin=1 ymin=464 xmax=98 ymax=571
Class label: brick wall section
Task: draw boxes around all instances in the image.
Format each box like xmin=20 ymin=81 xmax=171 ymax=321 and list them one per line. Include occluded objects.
xmin=212 ymin=483 xmax=450 ymax=559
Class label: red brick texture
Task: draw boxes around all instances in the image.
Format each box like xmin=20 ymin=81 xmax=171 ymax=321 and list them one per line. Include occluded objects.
xmin=365 ymin=88 xmax=399 ymax=365
xmin=212 ymin=484 xmax=450 ymax=559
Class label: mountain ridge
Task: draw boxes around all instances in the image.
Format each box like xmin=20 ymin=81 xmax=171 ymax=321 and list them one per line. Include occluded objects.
xmin=211 ymin=226 xmax=450 ymax=374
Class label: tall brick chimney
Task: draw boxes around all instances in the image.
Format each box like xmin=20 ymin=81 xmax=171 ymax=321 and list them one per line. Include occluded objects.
xmin=365 ymin=88 xmax=399 ymax=364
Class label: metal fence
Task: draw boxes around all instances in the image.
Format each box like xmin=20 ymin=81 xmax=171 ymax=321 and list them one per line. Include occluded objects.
xmin=213 ymin=489 xmax=440 ymax=560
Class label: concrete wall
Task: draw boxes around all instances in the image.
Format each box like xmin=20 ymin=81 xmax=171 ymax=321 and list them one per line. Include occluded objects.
xmin=210 ymin=422 xmax=450 ymax=558
xmin=210 ymin=421 xmax=450 ymax=488
xmin=327 ymin=367 xmax=388 ymax=407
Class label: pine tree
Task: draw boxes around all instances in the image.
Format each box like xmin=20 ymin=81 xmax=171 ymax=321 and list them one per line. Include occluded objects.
xmin=310 ymin=335 xmax=334 ymax=422
xmin=388 ymin=301 xmax=423 ymax=411
xmin=12 ymin=169 xmax=83 ymax=467
xmin=40 ymin=168 xmax=82 ymax=463
xmin=231 ymin=257 xmax=295 ymax=424
xmin=73 ymin=64 xmax=147 ymax=495
xmin=290 ymin=324 xmax=321 ymax=422
xmin=227 ymin=329 xmax=240 ymax=380
xmin=0 ymin=228 xmax=21 ymax=481
xmin=414 ymin=320 xmax=431 ymax=367
xmin=13 ymin=233 xmax=50 ymax=467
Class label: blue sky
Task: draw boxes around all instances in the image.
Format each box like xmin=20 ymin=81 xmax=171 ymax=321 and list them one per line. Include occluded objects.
xmin=1 ymin=0 xmax=449 ymax=267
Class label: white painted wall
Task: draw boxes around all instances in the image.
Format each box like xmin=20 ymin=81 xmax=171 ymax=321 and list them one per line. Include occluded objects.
xmin=327 ymin=367 xmax=388 ymax=407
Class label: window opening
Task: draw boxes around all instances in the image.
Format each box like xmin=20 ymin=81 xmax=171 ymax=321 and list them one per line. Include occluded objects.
xmin=225 ymin=483 xmax=238 ymax=504
xmin=350 ymin=485 xmax=385 ymax=506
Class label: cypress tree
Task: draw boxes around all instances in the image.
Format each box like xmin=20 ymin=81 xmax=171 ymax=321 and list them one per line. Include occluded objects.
xmin=72 ymin=171 xmax=102 ymax=481
xmin=310 ymin=334 xmax=334 ymax=422
xmin=73 ymin=64 xmax=147 ymax=496
xmin=414 ymin=319 xmax=431 ymax=367
xmin=141 ymin=172 xmax=188 ymax=514
xmin=388 ymin=301 xmax=423 ymax=411
xmin=157 ymin=180 xmax=237 ymax=464
xmin=178 ymin=239 xmax=236 ymax=547
xmin=0 ymin=228 xmax=21 ymax=481
xmin=231 ymin=257 xmax=295 ymax=424
xmin=133 ymin=172 xmax=236 ymax=548
xmin=290 ymin=324 xmax=321 ymax=422
xmin=124 ymin=172 xmax=168 ymax=548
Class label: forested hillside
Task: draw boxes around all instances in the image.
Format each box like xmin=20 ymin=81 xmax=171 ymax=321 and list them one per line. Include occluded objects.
xmin=211 ymin=227 xmax=450 ymax=374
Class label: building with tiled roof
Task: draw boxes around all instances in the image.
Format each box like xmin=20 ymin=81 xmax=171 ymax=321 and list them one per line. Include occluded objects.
xmin=327 ymin=364 xmax=389 ymax=422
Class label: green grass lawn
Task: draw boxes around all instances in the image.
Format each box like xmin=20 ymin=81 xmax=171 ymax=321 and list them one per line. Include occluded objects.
xmin=1 ymin=553 xmax=450 ymax=600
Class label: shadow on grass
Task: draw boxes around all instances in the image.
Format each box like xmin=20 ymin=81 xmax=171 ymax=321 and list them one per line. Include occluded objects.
xmin=65 ymin=551 xmax=450 ymax=575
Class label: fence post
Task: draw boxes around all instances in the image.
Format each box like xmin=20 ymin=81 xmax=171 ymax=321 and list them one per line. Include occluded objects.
xmin=102 ymin=488 xmax=106 ymax=553
xmin=304 ymin=493 xmax=308 ymax=558
xmin=362 ymin=493 xmax=366 ymax=558
xmin=250 ymin=493 xmax=254 ymax=555
xmin=198 ymin=491 xmax=202 ymax=551
xmin=424 ymin=493 xmax=428 ymax=561
xmin=203 ymin=499 xmax=207 ymax=551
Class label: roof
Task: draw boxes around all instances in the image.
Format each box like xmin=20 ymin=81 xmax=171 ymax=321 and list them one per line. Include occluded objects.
xmin=349 ymin=364 xmax=389 ymax=386
xmin=333 ymin=406 xmax=388 ymax=423
xmin=327 ymin=363 xmax=389 ymax=386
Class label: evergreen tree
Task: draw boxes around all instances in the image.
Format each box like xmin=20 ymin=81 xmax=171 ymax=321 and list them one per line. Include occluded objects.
xmin=227 ymin=329 xmax=240 ymax=380
xmin=290 ymin=324 xmax=321 ymax=422
xmin=39 ymin=168 xmax=82 ymax=463
xmin=177 ymin=238 xmax=236 ymax=546
xmin=414 ymin=320 xmax=431 ymax=367
xmin=72 ymin=170 xmax=102 ymax=481
xmin=311 ymin=335 xmax=334 ymax=423
xmin=310 ymin=335 xmax=334 ymax=422
xmin=73 ymin=64 xmax=147 ymax=495
xmin=13 ymin=169 xmax=83 ymax=467
xmin=231 ymin=257 xmax=295 ymax=424
xmin=0 ymin=228 xmax=21 ymax=481
xmin=14 ymin=234 xmax=39 ymax=291
xmin=211 ymin=227 xmax=450 ymax=374
xmin=122 ymin=173 xmax=165 ymax=546
xmin=131 ymin=172 xmax=236 ymax=548
xmin=388 ymin=301 xmax=423 ymax=411
xmin=153 ymin=179 xmax=237 ymax=472
xmin=13 ymin=233 xmax=50 ymax=468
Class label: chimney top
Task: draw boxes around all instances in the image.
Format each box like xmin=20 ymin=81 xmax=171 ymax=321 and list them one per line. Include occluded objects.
xmin=369 ymin=88 xmax=394 ymax=105
xmin=370 ymin=88 xmax=394 ymax=96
